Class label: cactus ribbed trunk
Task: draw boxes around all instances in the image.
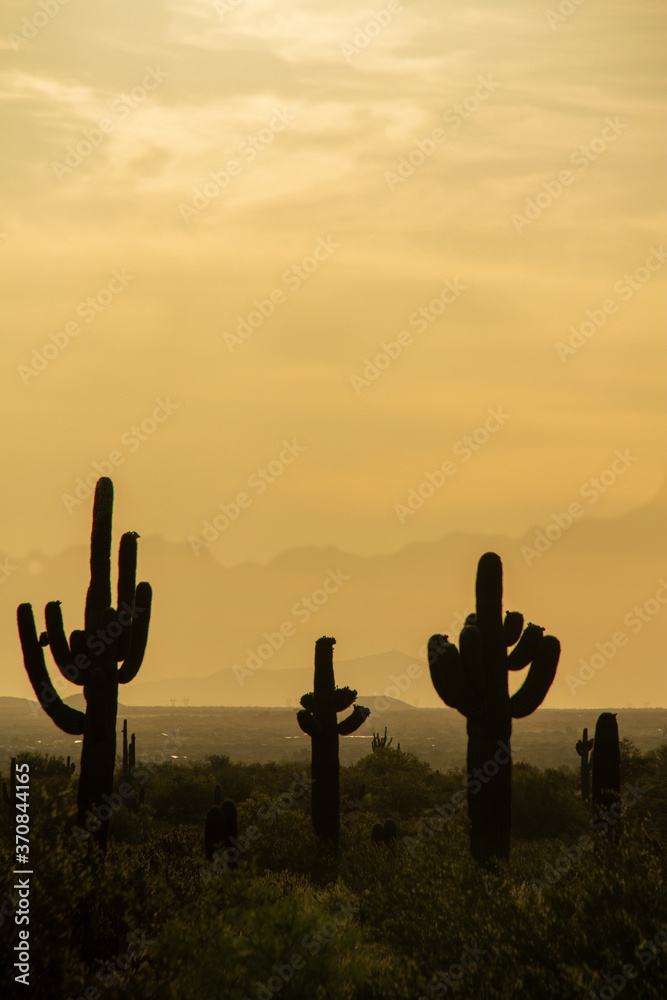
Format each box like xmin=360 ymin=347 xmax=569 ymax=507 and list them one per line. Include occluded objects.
xmin=428 ymin=552 xmax=560 ymax=865
xmin=592 ymin=713 xmax=620 ymax=809
xmin=17 ymin=477 xmax=151 ymax=853
xmin=576 ymin=727 xmax=594 ymax=802
xmin=311 ymin=639 xmax=340 ymax=844
xmin=297 ymin=637 xmax=370 ymax=848
xmin=466 ymin=728 xmax=512 ymax=863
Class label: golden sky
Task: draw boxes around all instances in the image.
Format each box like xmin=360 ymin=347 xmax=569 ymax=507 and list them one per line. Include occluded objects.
xmin=1 ymin=3 xmax=665 ymax=585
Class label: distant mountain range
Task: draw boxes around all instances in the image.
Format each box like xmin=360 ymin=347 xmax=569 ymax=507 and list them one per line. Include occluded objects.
xmin=2 ymin=470 xmax=666 ymax=709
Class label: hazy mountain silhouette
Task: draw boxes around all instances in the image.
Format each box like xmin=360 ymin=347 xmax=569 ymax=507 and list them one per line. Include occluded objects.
xmin=3 ymin=469 xmax=666 ymax=709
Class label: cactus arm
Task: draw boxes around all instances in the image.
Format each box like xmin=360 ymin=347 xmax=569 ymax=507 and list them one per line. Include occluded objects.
xmin=507 ymin=623 xmax=545 ymax=671
xmin=297 ymin=709 xmax=322 ymax=737
xmin=510 ymin=635 xmax=560 ymax=718
xmin=333 ymin=687 xmax=357 ymax=712
xmin=17 ymin=604 xmax=85 ymax=735
xmin=428 ymin=635 xmax=482 ymax=718
xmin=42 ymin=601 xmax=83 ymax=680
xmin=117 ymin=532 xmax=138 ymax=661
xmin=300 ymin=692 xmax=315 ymax=712
xmin=85 ymin=477 xmax=113 ymax=632
xmin=504 ymin=611 xmax=524 ymax=647
xmin=117 ymin=582 xmax=152 ymax=684
xmin=337 ymin=704 xmax=370 ymax=735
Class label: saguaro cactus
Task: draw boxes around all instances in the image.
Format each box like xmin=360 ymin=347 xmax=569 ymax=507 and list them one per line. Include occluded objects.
xmin=17 ymin=477 xmax=151 ymax=852
xmin=591 ymin=712 xmax=620 ymax=809
xmin=372 ymin=727 xmax=393 ymax=751
xmin=2 ymin=758 xmax=17 ymax=811
xmin=371 ymin=819 xmax=398 ymax=846
xmin=297 ymin=636 xmax=370 ymax=847
xmin=428 ymin=552 xmax=560 ymax=865
xmin=204 ymin=792 xmax=238 ymax=866
xmin=576 ymin=727 xmax=594 ymax=801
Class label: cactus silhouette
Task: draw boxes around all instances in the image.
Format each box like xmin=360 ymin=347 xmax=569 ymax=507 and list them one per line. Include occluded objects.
xmin=2 ymin=757 xmax=17 ymax=811
xmin=428 ymin=552 xmax=560 ymax=864
xmin=122 ymin=719 xmax=129 ymax=782
xmin=371 ymin=819 xmax=397 ymax=846
xmin=204 ymin=792 xmax=238 ymax=865
xmin=17 ymin=477 xmax=152 ymax=852
xmin=591 ymin=712 xmax=620 ymax=810
xmin=297 ymin=636 xmax=370 ymax=846
xmin=576 ymin=727 xmax=594 ymax=801
xmin=371 ymin=727 xmax=393 ymax=751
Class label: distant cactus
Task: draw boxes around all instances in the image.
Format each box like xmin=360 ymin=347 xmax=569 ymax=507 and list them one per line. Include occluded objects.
xmin=372 ymin=727 xmax=393 ymax=751
xmin=66 ymin=756 xmax=76 ymax=775
xmin=371 ymin=819 xmax=398 ymax=846
xmin=204 ymin=793 xmax=238 ymax=866
xmin=591 ymin=712 xmax=620 ymax=810
xmin=428 ymin=552 xmax=560 ymax=865
xmin=2 ymin=757 xmax=17 ymax=811
xmin=122 ymin=719 xmax=129 ymax=783
xmin=297 ymin=636 xmax=370 ymax=847
xmin=17 ymin=477 xmax=152 ymax=852
xmin=575 ymin=727 xmax=594 ymax=801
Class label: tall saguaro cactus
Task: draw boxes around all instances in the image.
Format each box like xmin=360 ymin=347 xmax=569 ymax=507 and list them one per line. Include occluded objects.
xmin=576 ymin=727 xmax=594 ymax=801
xmin=17 ymin=477 xmax=152 ymax=851
xmin=297 ymin=636 xmax=370 ymax=846
xmin=591 ymin=712 xmax=620 ymax=810
xmin=428 ymin=552 xmax=560 ymax=864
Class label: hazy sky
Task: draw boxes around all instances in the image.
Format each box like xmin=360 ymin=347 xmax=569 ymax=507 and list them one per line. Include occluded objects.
xmin=1 ymin=0 xmax=665 ymax=573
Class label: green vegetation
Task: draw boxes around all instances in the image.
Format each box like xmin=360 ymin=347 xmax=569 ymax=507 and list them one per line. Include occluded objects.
xmin=1 ymin=742 xmax=666 ymax=998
